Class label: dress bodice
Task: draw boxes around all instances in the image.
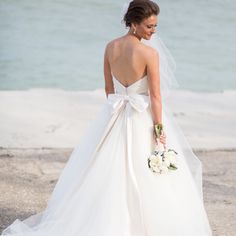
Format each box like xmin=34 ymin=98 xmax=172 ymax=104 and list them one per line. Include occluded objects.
xmin=112 ymin=75 xmax=149 ymax=96
xmin=107 ymin=75 xmax=150 ymax=116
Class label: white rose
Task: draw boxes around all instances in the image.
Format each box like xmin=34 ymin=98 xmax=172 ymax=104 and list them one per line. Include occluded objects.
xmin=150 ymin=156 xmax=161 ymax=168
xmin=164 ymin=151 xmax=177 ymax=165
xmin=156 ymin=154 xmax=163 ymax=166
xmin=148 ymin=152 xmax=164 ymax=173
xmin=159 ymin=165 xmax=169 ymax=174
xmin=149 ymin=160 xmax=157 ymax=168
xmin=163 ymin=157 xmax=170 ymax=167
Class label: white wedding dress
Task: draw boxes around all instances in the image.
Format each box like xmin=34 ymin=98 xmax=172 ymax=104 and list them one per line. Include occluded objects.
xmin=1 ymin=74 xmax=213 ymax=235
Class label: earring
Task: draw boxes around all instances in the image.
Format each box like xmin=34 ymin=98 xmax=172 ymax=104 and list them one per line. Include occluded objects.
xmin=133 ymin=29 xmax=136 ymax=35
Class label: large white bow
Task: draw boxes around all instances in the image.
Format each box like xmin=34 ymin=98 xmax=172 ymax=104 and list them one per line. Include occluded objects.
xmin=107 ymin=93 xmax=149 ymax=114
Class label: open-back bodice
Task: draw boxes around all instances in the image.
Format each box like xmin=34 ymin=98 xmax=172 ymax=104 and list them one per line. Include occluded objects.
xmin=112 ymin=75 xmax=149 ymax=96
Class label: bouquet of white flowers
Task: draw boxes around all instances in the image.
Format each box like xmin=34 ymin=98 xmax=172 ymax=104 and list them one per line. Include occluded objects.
xmin=148 ymin=143 xmax=178 ymax=174
xmin=148 ymin=123 xmax=178 ymax=174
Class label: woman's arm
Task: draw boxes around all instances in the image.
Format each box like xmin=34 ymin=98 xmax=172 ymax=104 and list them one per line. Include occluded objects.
xmin=146 ymin=48 xmax=166 ymax=146
xmin=103 ymin=43 xmax=114 ymax=98
xmin=146 ymin=48 xmax=162 ymax=124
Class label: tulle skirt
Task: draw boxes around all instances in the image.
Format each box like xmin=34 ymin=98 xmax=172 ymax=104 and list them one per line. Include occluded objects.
xmin=1 ymin=100 xmax=213 ymax=236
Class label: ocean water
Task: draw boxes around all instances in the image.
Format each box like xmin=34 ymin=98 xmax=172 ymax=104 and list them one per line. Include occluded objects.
xmin=0 ymin=0 xmax=235 ymax=92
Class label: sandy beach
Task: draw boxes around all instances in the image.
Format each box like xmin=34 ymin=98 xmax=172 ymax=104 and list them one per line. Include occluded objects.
xmin=0 ymin=148 xmax=235 ymax=236
xmin=0 ymin=89 xmax=235 ymax=149
xmin=0 ymin=89 xmax=236 ymax=235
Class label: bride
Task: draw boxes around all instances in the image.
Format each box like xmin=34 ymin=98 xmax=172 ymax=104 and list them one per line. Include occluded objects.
xmin=1 ymin=0 xmax=213 ymax=235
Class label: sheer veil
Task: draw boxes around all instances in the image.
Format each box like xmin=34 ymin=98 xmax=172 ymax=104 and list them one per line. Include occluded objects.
xmin=122 ymin=0 xmax=204 ymax=200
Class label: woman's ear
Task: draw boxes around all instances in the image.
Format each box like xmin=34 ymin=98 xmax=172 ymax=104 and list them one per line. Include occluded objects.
xmin=131 ymin=22 xmax=137 ymax=34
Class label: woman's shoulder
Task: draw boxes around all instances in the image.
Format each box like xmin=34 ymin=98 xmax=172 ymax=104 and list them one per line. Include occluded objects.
xmin=104 ymin=36 xmax=123 ymax=50
xmin=139 ymin=42 xmax=158 ymax=58
xmin=104 ymin=36 xmax=158 ymax=62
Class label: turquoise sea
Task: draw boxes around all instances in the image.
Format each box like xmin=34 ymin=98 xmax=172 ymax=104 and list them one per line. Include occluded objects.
xmin=0 ymin=0 xmax=235 ymax=92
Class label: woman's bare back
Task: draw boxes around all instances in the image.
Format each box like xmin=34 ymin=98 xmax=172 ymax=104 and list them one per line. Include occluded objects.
xmin=105 ymin=35 xmax=150 ymax=87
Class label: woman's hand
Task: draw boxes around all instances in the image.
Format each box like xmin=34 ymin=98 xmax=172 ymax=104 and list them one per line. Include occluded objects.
xmin=153 ymin=130 xmax=167 ymax=148
xmin=159 ymin=131 xmax=166 ymax=146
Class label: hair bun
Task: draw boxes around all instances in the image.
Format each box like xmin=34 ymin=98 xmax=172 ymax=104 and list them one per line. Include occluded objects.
xmin=123 ymin=0 xmax=160 ymax=27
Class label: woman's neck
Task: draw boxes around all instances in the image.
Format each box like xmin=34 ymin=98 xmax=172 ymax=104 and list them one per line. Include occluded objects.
xmin=126 ymin=30 xmax=142 ymax=41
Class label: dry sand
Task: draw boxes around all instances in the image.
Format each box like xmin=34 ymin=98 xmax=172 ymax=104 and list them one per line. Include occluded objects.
xmin=1 ymin=89 xmax=235 ymax=149
xmin=0 ymin=148 xmax=235 ymax=236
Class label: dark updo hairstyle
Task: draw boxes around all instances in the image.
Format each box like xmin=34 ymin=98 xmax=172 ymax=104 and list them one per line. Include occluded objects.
xmin=123 ymin=0 xmax=160 ymax=27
